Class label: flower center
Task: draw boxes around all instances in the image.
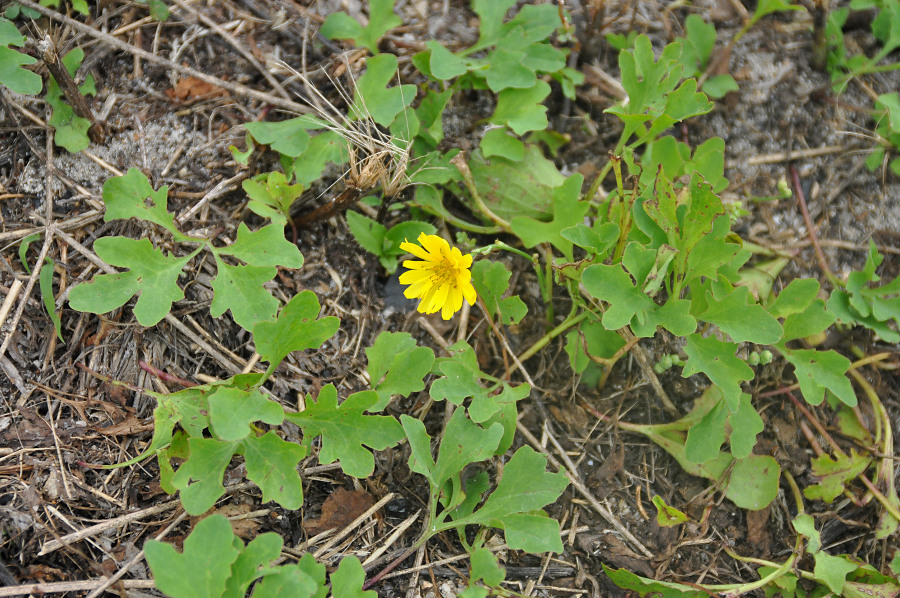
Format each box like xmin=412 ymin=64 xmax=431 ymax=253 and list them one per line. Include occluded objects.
xmin=432 ymin=259 xmax=457 ymax=287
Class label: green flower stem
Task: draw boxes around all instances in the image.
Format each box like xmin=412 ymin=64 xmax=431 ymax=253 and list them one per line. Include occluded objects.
xmin=472 ymin=240 xmax=532 ymax=261
xmin=848 ymin=368 xmax=900 ymax=522
xmin=789 ymin=384 xmax=900 ymax=523
xmin=709 ymin=548 xmax=800 ymax=595
xmin=517 ymin=308 xmax=589 ymax=362
xmin=472 ymin=241 xmax=550 ymax=312
xmin=581 ymin=160 xmax=612 ymax=204
xmin=451 ymin=151 xmax=512 ymax=232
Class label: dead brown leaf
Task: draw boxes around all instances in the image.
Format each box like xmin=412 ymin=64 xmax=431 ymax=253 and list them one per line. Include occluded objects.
xmin=166 ymin=76 xmax=228 ymax=102
xmin=302 ymin=488 xmax=375 ymax=536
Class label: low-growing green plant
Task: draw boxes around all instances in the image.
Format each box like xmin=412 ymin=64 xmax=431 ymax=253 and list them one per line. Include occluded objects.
xmin=19 ymin=0 xmax=894 ymax=594
xmin=866 ymin=92 xmax=900 ymax=176
xmin=0 ymin=16 xmax=42 ymax=94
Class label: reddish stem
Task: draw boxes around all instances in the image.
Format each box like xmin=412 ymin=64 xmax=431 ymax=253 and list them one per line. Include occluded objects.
xmin=139 ymin=360 xmax=197 ymax=388
xmin=789 ymin=164 xmax=838 ymax=286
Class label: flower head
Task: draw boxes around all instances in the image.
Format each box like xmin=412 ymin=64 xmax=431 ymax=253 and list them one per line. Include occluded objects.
xmin=398 ymin=233 xmax=477 ymax=320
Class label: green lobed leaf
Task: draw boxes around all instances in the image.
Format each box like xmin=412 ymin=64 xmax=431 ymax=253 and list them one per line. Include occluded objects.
xmin=296 ymin=553 xmax=328 ymax=598
xmin=285 ymin=385 xmax=404 ymax=478
xmin=45 ymin=48 xmax=93 ymax=152
xmin=490 ymin=80 xmax=551 ymax=135
xmin=470 ymin=547 xmax=505 ymax=588
xmin=561 ymin=221 xmax=620 ymax=257
xmin=510 ymin=174 xmax=589 ymax=260
xmin=252 ymin=567 xmax=319 ymax=598
xmin=102 ymin=168 xmax=184 ymax=238
xmin=289 ymin=130 xmax=348 ymax=187
xmin=244 ymin=116 xmax=325 ymax=158
xmin=605 ymin=36 xmax=684 ymax=140
xmin=493 ymin=4 xmax=561 ymax=53
xmin=471 ymin=0 xmax=517 ymax=50
xmin=682 ymin=334 xmax=754 ymax=412
xmin=814 ymin=552 xmax=858 ymax=595
xmin=454 ymin=446 xmax=568 ymax=553
xmin=431 ymin=359 xmax=487 ymax=407
xmin=781 ymin=297 xmax=835 ymax=342
xmin=240 ymin=432 xmax=307 ymax=510
xmin=481 ymin=127 xmax=525 ymax=161
xmin=679 ymin=14 xmax=716 ymax=72
xmin=696 ymin=286 xmax=783 ymax=344
xmin=522 ymin=43 xmax=567 ymax=73
xmin=769 ymin=278 xmax=822 ymax=317
xmin=222 ymin=532 xmax=283 ymax=598
xmin=728 ymin=394 xmax=764 ymax=459
xmin=0 ymin=18 xmax=41 ymax=94
xmin=209 ymin=259 xmax=278 ymax=331
xmin=350 ymin=53 xmax=416 ymax=127
xmin=208 ymin=386 xmax=283 ymax=441
xmin=792 ymin=512 xmax=821 ymax=553
xmin=242 ymin=172 xmax=300 ymax=225
xmin=484 ymin=48 xmax=536 ymax=91
xmin=329 ymin=557 xmax=376 ymax=598
xmin=253 ymin=291 xmax=340 ymax=373
xmin=320 ymin=0 xmax=401 ymax=53
xmin=469 ymin=145 xmax=565 ymax=223
xmin=423 ymin=40 xmax=469 ymax=79
xmin=724 ymin=455 xmax=780 ymax=511
xmin=145 ymin=515 xmax=240 ymax=598
xmin=345 ymin=210 xmax=387 ymax=258
xmin=415 ymin=87 xmax=453 ymax=147
xmin=399 ymin=415 xmax=437 ymax=485
xmin=471 ymin=260 xmax=527 ymax=325
xmin=319 ymin=13 xmax=363 ymax=48
xmin=68 ymin=237 xmax=196 ymax=327
xmin=434 ymin=409 xmax=505 ymax=493
xmin=684 ymin=396 xmax=728 ymax=463
xmin=702 ymin=74 xmax=739 ymax=99
xmin=171 ymin=437 xmax=238 ymax=515
xmin=365 ymin=331 xmax=435 ymax=410
xmin=582 ymin=263 xmax=654 ymax=331
xmin=804 ymin=449 xmax=872 ymax=504
xmin=782 ymin=348 xmax=857 ymax=406
xmin=471 ymin=382 xmax=529 ymax=426
xmin=219 ymin=222 xmax=303 ymax=269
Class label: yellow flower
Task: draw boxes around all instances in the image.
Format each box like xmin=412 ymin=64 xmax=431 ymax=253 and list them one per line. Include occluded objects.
xmin=398 ymin=233 xmax=477 ymax=320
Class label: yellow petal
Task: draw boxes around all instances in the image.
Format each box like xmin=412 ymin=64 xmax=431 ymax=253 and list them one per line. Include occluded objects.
xmin=462 ymin=280 xmax=477 ymax=305
xmin=418 ymin=285 xmax=439 ymax=313
xmin=442 ymin=286 xmax=463 ymax=319
xmin=403 ymin=277 xmax=433 ymax=299
xmin=420 ymin=234 xmax=450 ymax=256
xmin=400 ymin=241 xmax=436 ymax=262
xmin=427 ymin=283 xmax=450 ymax=313
xmin=401 ymin=260 xmax=433 ymax=270
xmin=399 ymin=269 xmax=431 ymax=284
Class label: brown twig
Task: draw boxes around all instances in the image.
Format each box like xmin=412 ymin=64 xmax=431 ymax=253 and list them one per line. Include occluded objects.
xmin=789 ymin=164 xmax=841 ymax=288
xmin=39 ymin=34 xmax=107 ymax=144
xmin=292 ymin=187 xmax=364 ymax=229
